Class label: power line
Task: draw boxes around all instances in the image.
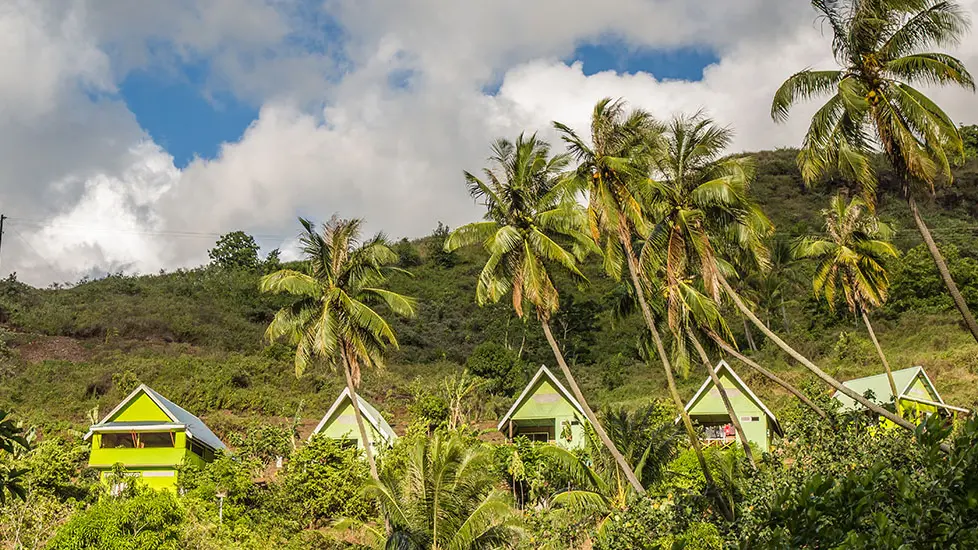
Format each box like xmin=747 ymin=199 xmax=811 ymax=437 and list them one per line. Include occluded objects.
xmin=5 ymin=217 xmax=291 ymax=241
xmin=9 ymin=225 xmax=62 ymax=276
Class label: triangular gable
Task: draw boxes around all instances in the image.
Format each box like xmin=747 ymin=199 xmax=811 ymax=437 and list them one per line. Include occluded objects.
xmin=311 ymin=388 xmax=397 ymax=445
xmin=899 ymin=367 xmax=944 ymax=404
xmin=86 ymin=384 xmax=226 ymax=451
xmin=683 ymin=360 xmax=781 ymax=434
xmin=497 ymin=365 xmax=587 ymax=431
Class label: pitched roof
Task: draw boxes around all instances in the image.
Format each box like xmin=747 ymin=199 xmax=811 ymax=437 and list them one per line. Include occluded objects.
xmin=311 ymin=388 xmax=397 ymax=445
xmin=833 ymin=366 xmax=944 ymax=411
xmin=683 ymin=360 xmax=782 ymax=435
xmin=85 ymin=384 xmax=227 ymax=451
xmin=497 ymin=365 xmax=587 ymax=431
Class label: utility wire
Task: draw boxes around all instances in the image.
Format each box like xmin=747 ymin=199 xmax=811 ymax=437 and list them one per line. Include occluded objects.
xmin=9 ymin=225 xmax=63 ymax=276
xmin=5 ymin=217 xmax=291 ymax=241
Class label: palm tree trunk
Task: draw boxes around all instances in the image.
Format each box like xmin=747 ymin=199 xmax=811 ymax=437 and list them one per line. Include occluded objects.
xmin=341 ymin=355 xmax=380 ymax=482
xmin=687 ymin=331 xmax=756 ymax=468
xmin=540 ymin=319 xmax=645 ymax=494
xmin=860 ymin=308 xmax=900 ymax=414
xmin=707 ymin=331 xmax=827 ymax=419
xmin=619 ymin=234 xmax=732 ymax=520
xmin=743 ymin=317 xmax=757 ymax=351
xmin=908 ymin=195 xmax=978 ymax=343
xmin=717 ymin=273 xmax=919 ymax=433
xmin=780 ymin=297 xmax=790 ymax=334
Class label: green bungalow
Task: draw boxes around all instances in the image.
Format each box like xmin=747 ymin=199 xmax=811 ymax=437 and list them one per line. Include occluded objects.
xmin=84 ymin=384 xmax=226 ymax=493
xmin=310 ymin=388 xmax=397 ymax=451
xmin=834 ymin=366 xmax=970 ymax=418
xmin=683 ymin=360 xmax=782 ymax=453
xmin=497 ymin=365 xmax=587 ymax=449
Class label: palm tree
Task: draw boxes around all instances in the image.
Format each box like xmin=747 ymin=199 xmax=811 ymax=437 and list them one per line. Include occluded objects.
xmin=555 ymin=99 xmax=730 ymax=514
xmin=638 ymin=113 xmax=922 ymax=435
xmin=337 ymin=433 xmax=521 ymax=549
xmin=795 ymin=195 xmax=901 ymax=404
xmin=642 ymin=112 xmax=777 ymax=467
xmin=772 ymin=0 xmax=978 ymax=341
xmin=0 ymin=409 xmax=28 ymax=504
xmin=260 ymin=218 xmax=416 ymax=481
xmin=601 ymin=404 xmax=681 ymax=488
xmin=444 ymin=133 xmax=645 ymax=494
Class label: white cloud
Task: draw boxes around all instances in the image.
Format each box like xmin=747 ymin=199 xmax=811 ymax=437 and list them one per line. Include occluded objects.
xmin=1 ymin=0 xmax=977 ymax=285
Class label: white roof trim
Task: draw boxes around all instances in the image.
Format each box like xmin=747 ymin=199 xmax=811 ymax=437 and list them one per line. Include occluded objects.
xmin=682 ymin=360 xmax=780 ymax=429
xmin=92 ymin=384 xmax=179 ymax=427
xmin=310 ymin=387 xmax=395 ymax=444
xmin=497 ymin=365 xmax=587 ymax=431
xmin=898 ymin=394 xmax=970 ymax=413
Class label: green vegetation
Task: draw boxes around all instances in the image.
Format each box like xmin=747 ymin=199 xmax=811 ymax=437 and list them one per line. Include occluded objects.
xmin=1 ymin=0 xmax=978 ymax=545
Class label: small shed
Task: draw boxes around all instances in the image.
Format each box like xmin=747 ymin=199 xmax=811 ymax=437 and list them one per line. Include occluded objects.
xmin=683 ymin=360 xmax=782 ymax=453
xmin=834 ymin=366 xmax=970 ymax=418
xmin=311 ymin=388 xmax=397 ymax=451
xmin=85 ymin=384 xmax=226 ymax=492
xmin=497 ymin=365 xmax=588 ymax=449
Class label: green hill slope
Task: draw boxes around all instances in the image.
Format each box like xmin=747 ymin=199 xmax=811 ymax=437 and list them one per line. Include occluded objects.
xmin=2 ymin=148 xmax=977 ymax=439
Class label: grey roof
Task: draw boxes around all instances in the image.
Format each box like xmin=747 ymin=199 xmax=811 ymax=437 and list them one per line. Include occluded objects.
xmin=833 ymin=366 xmax=941 ymax=412
xmin=87 ymin=384 xmax=227 ymax=451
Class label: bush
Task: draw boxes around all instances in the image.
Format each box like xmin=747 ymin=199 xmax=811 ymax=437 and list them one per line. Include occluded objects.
xmin=278 ymin=436 xmax=372 ymax=528
xmin=47 ymin=489 xmax=185 ymax=550
xmin=465 ymin=342 xmax=526 ymax=396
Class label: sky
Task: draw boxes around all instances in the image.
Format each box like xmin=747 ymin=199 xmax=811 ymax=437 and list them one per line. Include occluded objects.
xmin=1 ymin=0 xmax=977 ymax=286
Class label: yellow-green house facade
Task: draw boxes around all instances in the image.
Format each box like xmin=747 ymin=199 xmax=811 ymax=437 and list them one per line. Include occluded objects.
xmin=311 ymin=388 xmax=397 ymax=451
xmin=497 ymin=366 xmax=588 ymax=449
xmin=834 ymin=366 xmax=969 ymax=419
xmin=683 ymin=360 xmax=782 ymax=453
xmin=84 ymin=384 xmax=226 ymax=492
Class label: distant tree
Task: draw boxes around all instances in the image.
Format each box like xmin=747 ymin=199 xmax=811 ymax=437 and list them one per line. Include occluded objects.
xmin=209 ymin=231 xmax=260 ymax=269
xmin=260 ymin=217 xmax=416 ymax=482
xmin=465 ymin=342 xmax=525 ymax=396
xmin=392 ymin=238 xmax=422 ymax=268
xmin=428 ymin=222 xmax=458 ymax=268
xmin=262 ymin=248 xmax=282 ymax=272
xmin=963 ymin=124 xmax=978 ymax=159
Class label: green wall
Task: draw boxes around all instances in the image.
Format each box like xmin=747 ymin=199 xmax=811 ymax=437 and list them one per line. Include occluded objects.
xmin=687 ymin=372 xmax=772 ymax=452
xmin=507 ymin=379 xmax=585 ymax=450
xmin=317 ymin=401 xmax=386 ymax=450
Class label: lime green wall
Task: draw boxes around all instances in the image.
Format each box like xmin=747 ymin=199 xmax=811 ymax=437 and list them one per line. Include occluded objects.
xmin=109 ymin=393 xmax=172 ymax=422
xmin=318 ymin=401 xmax=385 ymax=449
xmin=508 ymin=380 xmax=585 ymax=450
xmin=687 ymin=372 xmax=771 ymax=452
xmin=897 ymin=376 xmax=940 ymax=421
xmin=89 ymin=391 xmax=210 ymax=492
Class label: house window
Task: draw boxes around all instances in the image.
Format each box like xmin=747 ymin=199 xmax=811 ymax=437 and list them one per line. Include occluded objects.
xmin=186 ymin=439 xmax=206 ymax=457
xmin=101 ymin=433 xmax=136 ymax=449
xmin=139 ymin=432 xmax=175 ymax=448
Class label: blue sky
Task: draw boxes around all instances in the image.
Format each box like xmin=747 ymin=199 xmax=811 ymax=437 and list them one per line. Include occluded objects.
xmin=118 ymin=41 xmax=718 ymax=168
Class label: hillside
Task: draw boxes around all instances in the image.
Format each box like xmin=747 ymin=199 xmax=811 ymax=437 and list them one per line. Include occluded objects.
xmin=2 ymin=147 xmax=978 ymax=442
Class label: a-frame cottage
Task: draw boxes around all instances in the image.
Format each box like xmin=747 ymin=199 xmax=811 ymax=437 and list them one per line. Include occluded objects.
xmin=310 ymin=387 xmax=397 ymax=451
xmin=683 ymin=360 xmax=782 ymax=453
xmin=834 ymin=365 xmax=970 ymax=418
xmin=85 ymin=384 xmax=226 ymax=492
xmin=497 ymin=365 xmax=588 ymax=449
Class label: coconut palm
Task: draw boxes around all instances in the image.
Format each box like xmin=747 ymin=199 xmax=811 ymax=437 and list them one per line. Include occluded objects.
xmin=642 ymin=112 xmax=777 ymax=466
xmin=444 ymin=133 xmax=645 ymax=494
xmin=795 ymin=195 xmax=901 ymax=404
xmin=337 ymin=433 xmax=520 ymax=549
xmin=554 ymin=99 xmax=730 ymax=513
xmin=260 ymin=217 xmax=416 ymax=481
xmin=772 ymin=0 xmax=978 ymax=341
xmin=640 ymin=113 xmax=922 ymax=435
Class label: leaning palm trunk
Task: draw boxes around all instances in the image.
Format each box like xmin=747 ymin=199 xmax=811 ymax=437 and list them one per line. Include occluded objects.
xmin=908 ymin=195 xmax=978 ymax=343
xmin=706 ymin=330 xmax=827 ymax=419
xmin=688 ymin=331 xmax=756 ymax=468
xmin=540 ymin=318 xmax=645 ymax=494
xmin=341 ymin=355 xmax=380 ymax=482
xmin=619 ymin=234 xmax=732 ymax=520
xmin=717 ymin=273 xmax=920 ymax=432
xmin=859 ymin=308 xmax=900 ymax=415
xmin=742 ymin=317 xmax=757 ymax=352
